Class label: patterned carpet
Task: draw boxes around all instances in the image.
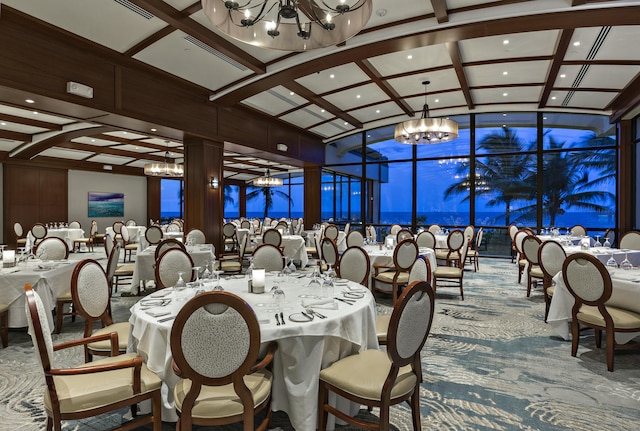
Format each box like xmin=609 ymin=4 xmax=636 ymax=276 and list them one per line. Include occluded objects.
xmin=1 ymin=257 xmax=639 ymax=430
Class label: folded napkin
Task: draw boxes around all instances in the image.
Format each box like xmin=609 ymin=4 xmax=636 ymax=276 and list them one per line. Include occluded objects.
xmin=145 ymin=309 xmax=171 ymax=318
xmin=301 ymin=298 xmax=338 ymax=309
xmin=149 ymin=290 xmax=172 ymax=298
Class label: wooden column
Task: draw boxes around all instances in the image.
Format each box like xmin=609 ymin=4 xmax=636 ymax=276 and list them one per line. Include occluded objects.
xmin=304 ymin=165 xmax=322 ymax=226
xmin=146 ymin=176 xmax=161 ymax=224
xmin=618 ymin=119 xmax=633 ymax=234
xmin=184 ymin=136 xmax=224 ymax=257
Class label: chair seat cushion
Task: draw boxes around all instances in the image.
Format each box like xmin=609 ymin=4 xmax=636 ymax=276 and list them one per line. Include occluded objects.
xmin=374 ymin=271 xmax=410 ymax=285
xmin=547 ymin=285 xmax=555 ymax=296
xmin=433 ymin=267 xmax=462 ymax=278
xmin=115 ymin=264 xmax=135 ymax=275
xmin=219 ymin=261 xmax=242 ymax=272
xmin=174 ymin=369 xmax=272 ymax=419
xmin=578 ymin=305 xmax=640 ymax=330
xmin=45 ymin=352 xmax=161 ymax=414
xmin=0 ymin=303 xmax=8 ymax=313
xmin=124 ymin=244 xmax=138 ymax=250
xmin=57 ymin=290 xmax=72 ymax=301
xmin=530 ymin=266 xmax=544 ymax=278
xmin=376 ymin=314 xmax=390 ymax=343
xmin=87 ymin=322 xmax=130 ymax=352
xmin=319 ymin=349 xmax=417 ymax=401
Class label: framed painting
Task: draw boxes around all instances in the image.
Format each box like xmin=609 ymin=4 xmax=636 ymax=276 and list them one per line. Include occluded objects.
xmin=88 ymin=192 xmax=124 ymax=217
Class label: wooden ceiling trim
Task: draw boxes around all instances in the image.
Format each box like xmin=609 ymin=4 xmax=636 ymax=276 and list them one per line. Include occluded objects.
xmin=86 ymin=132 xmax=183 ymax=153
xmin=450 ymin=0 xmax=533 ymax=14
xmin=0 ymin=113 xmax=64 ymax=130
xmin=446 ymin=41 xmax=474 ymax=110
xmin=56 ymin=141 xmax=165 ymax=162
xmin=283 ymin=81 xmax=363 ymax=129
xmin=431 ymin=0 xmax=449 ymax=24
xmin=356 ymin=59 xmax=414 ymax=117
xmin=127 ymin=0 xmax=266 ymax=74
xmin=277 ymin=101 xmax=314 ymax=118
xmin=123 ymin=26 xmax=174 ymax=57
xmin=0 ymin=129 xmax=30 ymax=142
xmin=607 ymin=71 xmax=640 ymax=123
xmin=1 ymin=153 xmax=144 ymax=176
xmin=383 ymin=64 xmax=454 ymax=81
xmin=538 ymin=28 xmax=574 ymax=109
xmin=214 ymin=5 xmax=640 ymax=106
xmin=225 ymin=156 xmax=290 ymax=173
xmin=562 ymin=59 xmax=640 ymax=66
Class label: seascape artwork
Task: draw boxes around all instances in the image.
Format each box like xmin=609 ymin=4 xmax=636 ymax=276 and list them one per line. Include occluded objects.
xmin=88 ymin=192 xmax=124 ymax=217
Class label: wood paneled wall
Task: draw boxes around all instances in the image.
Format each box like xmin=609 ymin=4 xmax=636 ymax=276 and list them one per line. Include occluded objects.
xmin=3 ymin=164 xmax=67 ymax=248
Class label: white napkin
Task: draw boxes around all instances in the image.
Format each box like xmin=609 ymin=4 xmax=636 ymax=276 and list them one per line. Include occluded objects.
xmin=149 ymin=290 xmax=171 ymax=298
xmin=146 ymin=309 xmax=171 ymax=318
xmin=301 ymin=298 xmax=338 ymax=309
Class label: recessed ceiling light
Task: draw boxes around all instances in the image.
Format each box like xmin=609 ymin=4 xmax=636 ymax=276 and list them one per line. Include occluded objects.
xmin=434 ymin=99 xmax=439 ymax=103
xmin=344 ymin=122 xmax=348 ymax=126
xmin=503 ymin=92 xmax=508 ymax=96
xmin=560 ymin=74 xmax=566 ymax=78
xmin=356 ymin=94 xmax=361 ymax=98
xmin=573 ymin=41 xmax=580 ymax=46
xmin=150 ymin=128 xmax=157 ymax=132
xmin=329 ymin=74 xmax=335 ymax=79
xmin=0 ymin=122 xmax=5 ymax=126
xmin=407 ymin=55 xmax=413 ymax=60
xmin=289 ymin=91 xmax=295 ymax=96
xmin=32 ymin=111 xmax=38 ymax=115
xmin=375 ymin=109 xmax=380 ymax=113
xmin=25 ymin=99 xmax=35 ymax=104
xmin=503 ymin=39 xmax=509 ymax=45
xmin=551 ymin=96 xmax=557 ymax=100
xmin=321 ymin=109 xmax=325 ymax=113
xmin=503 ymin=71 xmax=508 ymax=75
xmin=91 ymin=139 xmax=95 ymax=142
xmin=123 ymin=131 xmax=127 ymax=134
xmin=503 ymin=113 xmax=507 ymax=116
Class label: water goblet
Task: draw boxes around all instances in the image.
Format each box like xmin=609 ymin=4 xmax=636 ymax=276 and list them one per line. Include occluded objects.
xmin=192 ymin=266 xmax=202 ymax=288
xmin=307 ymin=266 xmax=322 ymax=290
xmin=281 ymin=256 xmax=292 ymax=281
xmin=621 ymin=253 xmax=632 ymax=271
xmin=606 ymin=253 xmax=618 ymax=271
xmin=321 ymin=272 xmax=334 ymax=299
xmin=212 ymin=269 xmax=224 ymax=291
xmin=174 ymin=271 xmax=187 ymax=300
xmin=594 ymin=235 xmax=602 ymax=248
xmin=603 ymin=237 xmax=611 ymax=248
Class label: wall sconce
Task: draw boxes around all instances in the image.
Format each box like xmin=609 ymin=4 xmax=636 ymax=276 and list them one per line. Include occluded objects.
xmin=209 ymin=177 xmax=219 ymax=189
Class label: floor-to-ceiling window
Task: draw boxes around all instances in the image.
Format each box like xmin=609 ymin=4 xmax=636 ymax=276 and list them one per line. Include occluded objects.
xmin=245 ymin=173 xmax=303 ymax=219
xmin=160 ymin=178 xmax=183 ymax=222
xmin=223 ymin=185 xmax=240 ymax=219
xmin=324 ymin=112 xmax=617 ymax=256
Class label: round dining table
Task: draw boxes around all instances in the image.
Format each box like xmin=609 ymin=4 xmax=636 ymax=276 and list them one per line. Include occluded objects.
xmin=127 ymin=273 xmax=378 ymax=430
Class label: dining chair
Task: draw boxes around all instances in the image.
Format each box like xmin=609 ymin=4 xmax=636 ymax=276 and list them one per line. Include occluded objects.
xmin=319 ymin=237 xmax=339 ymax=273
xmin=35 ymin=237 xmax=69 ymax=261
xmin=170 ymin=291 xmax=278 ymax=431
xmin=396 ymin=228 xmax=414 ymax=243
xmin=432 ymin=231 xmax=468 ymax=300
xmin=125 ymin=218 xmax=137 ymax=227
xmin=251 ymin=244 xmax=284 ymax=272
xmin=318 ymin=280 xmax=435 ymax=431
xmin=71 ymin=259 xmax=131 ymax=362
xmin=0 ymin=303 xmax=8 ymax=348
xmin=112 ymin=220 xmax=124 ymax=245
xmin=513 ymin=230 xmax=529 ymax=283
xmin=562 ymin=252 xmax=640 ymax=372
xmin=343 ymin=222 xmax=351 ymax=236
xmin=435 ymin=229 xmax=464 ymax=267
xmin=72 ymin=219 xmax=97 ymax=252
xmin=508 ymin=223 xmax=519 ymax=262
xmin=416 ymin=230 xmax=436 ymax=249
xmin=346 ymin=229 xmax=365 ymax=248
xmin=154 ymin=238 xmax=187 ymax=260
xmin=521 ymin=234 xmax=544 ymax=297
xmin=240 ymin=219 xmax=251 ymax=230
xmin=106 ymin=243 xmax=134 ymax=294
xmin=25 ymin=285 xmax=163 ymax=431
xmin=276 ymin=220 xmax=289 ymax=235
xmin=154 ymin=247 xmax=195 ymax=290
xmin=262 ymin=228 xmax=283 ymax=249
xmin=376 ymin=256 xmax=431 ymax=346
xmin=570 ymin=224 xmax=587 ymax=237
xmin=167 ymin=220 xmax=183 ymax=233
xmin=67 ymin=220 xmax=81 ymax=229
xmin=365 ymin=225 xmax=377 ymax=243
xmin=372 ymin=238 xmax=419 ymax=305
xmin=222 ymin=222 xmax=238 ymax=252
xmin=14 ymin=221 xmax=28 ymax=249
xmin=218 ymin=232 xmax=247 ymax=274
xmin=120 ymin=225 xmax=139 ymax=262
xmin=463 ymin=225 xmax=475 ymax=249
xmin=337 ymin=245 xmax=370 ymax=287
xmin=31 ymin=222 xmax=48 ymax=251
xmin=145 ymin=224 xmax=164 ymax=245
xmin=465 ymin=227 xmax=483 ymax=272
xmin=185 ymin=228 xmax=206 ymax=245
xmin=103 ymin=233 xmax=115 ymax=259
xmin=619 ymin=230 xmax=640 ymax=250
xmin=388 ymin=224 xmax=402 ymax=236
xmin=537 ymin=240 xmax=566 ymax=322
xmin=427 ymin=224 xmax=441 ymax=235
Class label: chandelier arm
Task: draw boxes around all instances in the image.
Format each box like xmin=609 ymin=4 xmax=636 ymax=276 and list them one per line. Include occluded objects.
xmin=321 ymin=0 xmax=367 ymax=13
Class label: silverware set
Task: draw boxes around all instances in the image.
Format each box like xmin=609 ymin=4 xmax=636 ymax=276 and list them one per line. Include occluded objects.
xmin=275 ymin=312 xmax=285 ymax=325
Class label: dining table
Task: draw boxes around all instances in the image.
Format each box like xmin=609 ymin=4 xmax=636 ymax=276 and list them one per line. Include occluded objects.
xmin=127 ymin=273 xmax=378 ymax=430
xmin=0 ymin=259 xmax=77 ymax=329
xmin=562 ymin=245 xmax=640 ymax=267
xmin=255 ymin=234 xmax=309 ymax=268
xmin=106 ymin=225 xmax=148 ymax=251
xmin=129 ymin=244 xmax=215 ymax=293
xmin=27 ymin=228 xmax=85 ymax=251
xmin=547 ymin=267 xmax=640 ymax=343
xmin=363 ymin=244 xmax=437 ymax=286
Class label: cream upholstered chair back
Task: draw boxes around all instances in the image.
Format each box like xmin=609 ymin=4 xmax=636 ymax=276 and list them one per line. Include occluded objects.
xmin=155 ymin=248 xmax=195 ymax=290
xmin=252 ymin=244 xmax=284 ymax=272
xmin=538 ymin=240 xmax=566 ymax=279
xmin=120 ymin=225 xmax=131 ymax=242
xmin=570 ymin=225 xmax=587 ymax=237
xmin=14 ymin=222 xmax=24 ymax=238
xmin=408 ymin=256 xmax=431 ymax=283
xmin=240 ymin=220 xmax=251 ymax=229
xmin=68 ymin=220 xmax=81 ymax=229
xmin=446 ymin=230 xmax=465 ymax=253
xmin=416 ymin=231 xmax=436 ymax=249
xmin=475 ymin=228 xmax=484 ymax=250
xmin=337 ymin=246 xmax=370 ymax=287
xmin=252 ymin=218 xmax=261 ymax=234
xmin=428 ymin=224 xmax=441 ymax=234
xmin=25 ymin=287 xmax=55 ymax=369
xmin=276 ymin=220 xmax=289 ymax=235
xmin=389 ymin=224 xmax=402 ymax=235
xmin=104 ymin=233 xmax=115 ymax=258
xmin=366 ymin=225 xmax=377 ymax=243
xmin=166 ymin=221 xmax=182 ymax=232
xmin=604 ymin=228 xmax=615 ymax=247
xmin=186 ymin=228 xmax=206 ymax=245
xmin=154 ymin=238 xmax=186 ymax=260
xmin=396 ymin=228 xmax=413 ymax=243
xmin=619 ymin=230 xmax=640 ymax=250
xmin=106 ymin=243 xmax=121 ymax=287
xmin=394 ymin=239 xmax=420 ymax=271
xmin=562 ymin=253 xmax=611 ymax=305
xmin=31 ymin=223 xmax=48 ymax=240
xmin=34 ymin=237 xmax=69 ymax=260
xmin=346 ymin=230 xmax=365 ymax=248
xmin=388 ymin=280 xmax=435 ymax=368
xmin=320 ymin=237 xmax=338 ymax=267
xmin=125 ymin=219 xmax=137 ymax=227
xmin=324 ymin=224 xmax=339 ymax=241
xmin=344 ymin=222 xmax=350 ymax=235
xmin=112 ymin=221 xmax=124 ymax=235
xmin=463 ymin=225 xmax=475 ymax=244
xmin=522 ymin=235 xmax=542 ymax=265
xmin=145 ymin=225 xmax=164 ymax=245
xmin=262 ymin=228 xmax=282 ymax=248
xmin=72 ymin=259 xmax=111 ymax=320
xmin=508 ymin=224 xmax=519 ymax=242
xmin=514 ymin=230 xmax=528 ymax=256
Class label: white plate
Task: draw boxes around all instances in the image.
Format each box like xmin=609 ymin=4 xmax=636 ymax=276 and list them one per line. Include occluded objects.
xmin=288 ymin=312 xmax=313 ymax=323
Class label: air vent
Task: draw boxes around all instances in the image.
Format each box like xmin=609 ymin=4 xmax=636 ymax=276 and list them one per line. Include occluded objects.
xmin=114 ymin=0 xmax=155 ymax=20
xmin=184 ymin=36 xmax=248 ymax=72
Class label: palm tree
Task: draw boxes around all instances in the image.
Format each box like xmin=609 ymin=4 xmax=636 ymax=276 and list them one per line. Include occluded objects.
xmin=246 ymin=185 xmax=293 ymax=218
xmin=223 ymin=184 xmax=235 ymax=206
xmin=444 ymin=127 xmax=536 ymax=225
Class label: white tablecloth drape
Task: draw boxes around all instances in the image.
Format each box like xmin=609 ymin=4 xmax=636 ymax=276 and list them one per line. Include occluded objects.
xmin=127 ymin=275 xmax=378 ymax=429
xmin=547 ymin=268 xmax=640 ymax=343
xmin=106 ymin=226 xmax=148 ymax=251
xmin=256 ymin=234 xmax=309 ymax=268
xmin=363 ymin=245 xmax=437 ymax=287
xmin=27 ymin=228 xmax=85 ymax=250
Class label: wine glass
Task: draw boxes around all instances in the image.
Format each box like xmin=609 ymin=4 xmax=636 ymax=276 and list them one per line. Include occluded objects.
xmin=270 ymin=280 xmax=286 ymax=311
xmin=594 ymin=235 xmax=602 ymax=248
xmin=307 ymin=266 xmax=322 ymax=290
xmin=174 ymin=272 xmax=187 ymax=300
xmin=212 ymin=268 xmax=224 ymax=291
xmin=321 ymin=271 xmax=334 ymax=299
xmin=606 ymin=253 xmax=618 ymax=271
xmin=281 ymin=256 xmax=292 ymax=281
xmin=603 ymin=237 xmax=611 ymax=248
xmin=621 ymin=253 xmax=632 ymax=271
xmin=192 ymin=266 xmax=202 ymax=289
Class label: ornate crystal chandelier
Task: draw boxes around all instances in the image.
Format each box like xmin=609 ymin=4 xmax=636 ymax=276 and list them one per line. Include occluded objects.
xmin=394 ymin=81 xmax=459 ymax=144
xmin=201 ymin=0 xmax=373 ymax=51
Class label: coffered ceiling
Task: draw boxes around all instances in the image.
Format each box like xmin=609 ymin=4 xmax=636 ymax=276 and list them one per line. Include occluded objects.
xmin=0 ymin=0 xmax=639 ymax=181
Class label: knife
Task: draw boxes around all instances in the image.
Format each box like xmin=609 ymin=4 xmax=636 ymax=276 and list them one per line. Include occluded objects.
xmin=334 ymin=297 xmax=355 ymax=305
xmin=275 ymin=313 xmax=281 ymax=325
xmin=280 ymin=311 xmax=285 ymax=325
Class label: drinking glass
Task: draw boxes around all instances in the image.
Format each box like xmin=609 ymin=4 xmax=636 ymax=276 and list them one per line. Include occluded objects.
xmin=270 ymin=280 xmax=286 ymax=311
xmin=307 ymin=266 xmax=322 ymax=290
xmin=621 ymin=253 xmax=632 ymax=271
xmin=606 ymin=253 xmax=618 ymax=270
xmin=281 ymin=256 xmax=292 ymax=281
xmin=212 ymin=269 xmax=224 ymax=291
xmin=321 ymin=272 xmax=334 ymax=299
xmin=603 ymin=237 xmax=611 ymax=248
xmin=594 ymin=235 xmax=602 ymax=247
xmin=191 ymin=266 xmax=202 ymax=288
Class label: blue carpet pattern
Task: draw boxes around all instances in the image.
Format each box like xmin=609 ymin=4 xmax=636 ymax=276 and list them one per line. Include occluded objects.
xmin=1 ymin=257 xmax=639 ymax=430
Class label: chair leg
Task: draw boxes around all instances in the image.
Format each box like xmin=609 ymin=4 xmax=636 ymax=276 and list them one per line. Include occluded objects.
xmin=410 ymin=388 xmax=422 ymax=431
xmin=0 ymin=310 xmax=8 ymax=348
xmin=317 ymin=381 xmax=328 ymax=431
xmin=606 ymin=327 xmax=615 ymax=372
xmin=55 ymin=302 xmax=63 ymax=334
xmin=595 ymin=329 xmax=602 ymax=348
xmin=570 ymin=321 xmax=580 ymax=357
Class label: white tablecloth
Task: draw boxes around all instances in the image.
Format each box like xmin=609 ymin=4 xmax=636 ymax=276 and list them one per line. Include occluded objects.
xmin=127 ymin=275 xmax=378 ymax=429
xmin=130 ymin=245 xmax=215 ymax=292
xmin=106 ymin=226 xmax=147 ymax=250
xmin=563 ymin=246 xmax=640 ymax=267
xmin=547 ymin=268 xmax=640 ymax=343
xmin=0 ymin=260 xmax=77 ymax=329
xmin=27 ymin=228 xmax=85 ymax=250
xmin=256 ymin=234 xmax=309 ymax=268
xmin=363 ymin=245 xmax=436 ymax=287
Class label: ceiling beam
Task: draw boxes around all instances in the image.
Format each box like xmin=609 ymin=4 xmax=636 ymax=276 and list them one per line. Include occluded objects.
xmin=431 ymin=0 xmax=450 ymax=23
xmin=0 ymin=129 xmax=30 ymax=142
xmin=539 ymin=28 xmax=574 ymax=109
xmin=56 ymin=141 xmax=167 ymax=162
xmin=10 ymin=126 xmax=118 ymax=160
xmin=127 ymin=0 xmax=266 ymax=74
xmin=607 ymin=71 xmax=640 ymax=123
xmin=0 ymin=113 xmax=63 ymax=130
xmin=356 ymin=59 xmax=414 ymax=117
xmin=446 ymin=41 xmax=474 ymax=110
xmin=225 ymin=157 xmax=290 ymax=173
xmin=282 ymin=81 xmax=363 ymax=129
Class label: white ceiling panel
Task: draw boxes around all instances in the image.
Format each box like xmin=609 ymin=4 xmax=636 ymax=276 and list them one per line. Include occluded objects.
xmin=296 ymin=63 xmax=370 ymax=94
xmin=367 ymin=44 xmax=452 ymax=77
xmin=466 ymin=60 xmax=551 ymax=87
xmin=365 ymin=0 xmax=431 ymax=29
xmin=103 ymin=130 xmax=149 ymax=140
xmin=579 ymin=65 xmax=640 ymax=89
xmin=562 ymin=91 xmax=617 ymax=111
xmin=40 ymin=147 xmax=94 ymax=160
xmin=0 ymin=121 xmax=48 ymax=134
xmin=471 ymin=86 xmax=543 ymax=105
xmin=0 ymin=139 xmax=23 ymax=151
xmin=72 ymin=136 xmax=122 ymax=147
xmin=323 ymin=83 xmax=388 ymax=111
xmin=114 ymin=144 xmax=158 ymax=154
xmin=0 ymin=105 xmax=74 ymax=124
xmin=280 ymin=106 xmax=336 ymax=129
xmin=460 ymin=30 xmax=559 ymax=62
xmin=401 ymin=91 xmax=468 ymax=114
xmin=349 ymin=102 xmax=405 ymax=123
xmin=86 ymin=154 xmax=136 ymax=165
xmin=386 ymin=69 xmax=460 ymax=99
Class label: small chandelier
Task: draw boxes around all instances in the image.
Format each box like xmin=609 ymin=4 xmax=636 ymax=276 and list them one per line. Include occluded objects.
xmin=201 ymin=0 xmax=373 ymax=51
xmin=144 ymin=142 xmax=184 ymax=177
xmin=252 ymin=168 xmax=283 ymax=187
xmin=394 ymin=81 xmax=459 ymax=144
